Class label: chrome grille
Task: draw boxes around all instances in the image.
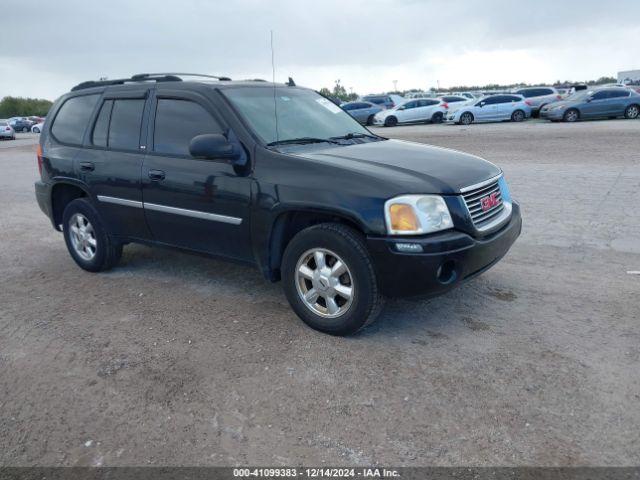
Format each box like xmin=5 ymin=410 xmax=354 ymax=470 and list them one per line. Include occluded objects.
xmin=462 ymin=179 xmax=505 ymax=228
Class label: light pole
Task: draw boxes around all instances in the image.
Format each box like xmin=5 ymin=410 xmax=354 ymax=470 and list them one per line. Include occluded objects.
xmin=392 ymin=80 xmax=398 ymax=92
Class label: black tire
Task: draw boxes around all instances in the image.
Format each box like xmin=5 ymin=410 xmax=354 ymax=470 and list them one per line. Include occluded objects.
xmin=22 ymin=127 xmax=29 ymax=133
xmin=511 ymin=109 xmax=525 ymax=122
xmin=384 ymin=116 xmax=398 ymax=127
xmin=431 ymin=112 xmax=444 ymax=124
xmin=366 ymin=114 xmax=375 ymax=126
xmin=459 ymin=112 xmax=474 ymax=125
xmin=281 ymin=223 xmax=383 ymax=336
xmin=32 ymin=127 xmax=40 ymax=133
xmin=563 ymin=108 xmax=579 ymax=122
xmin=624 ymin=104 xmax=639 ymax=119
xmin=62 ymin=198 xmax=122 ymax=272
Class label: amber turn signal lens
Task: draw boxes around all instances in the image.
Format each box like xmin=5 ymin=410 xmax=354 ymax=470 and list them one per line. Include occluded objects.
xmin=389 ymin=204 xmax=419 ymax=232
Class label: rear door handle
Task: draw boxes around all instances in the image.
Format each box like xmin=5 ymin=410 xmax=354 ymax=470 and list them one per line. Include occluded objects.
xmin=148 ymin=169 xmax=166 ymax=181
xmin=79 ymin=161 xmax=94 ymax=172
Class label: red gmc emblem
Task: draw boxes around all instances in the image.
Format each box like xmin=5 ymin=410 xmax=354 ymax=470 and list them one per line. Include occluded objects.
xmin=480 ymin=192 xmax=499 ymax=211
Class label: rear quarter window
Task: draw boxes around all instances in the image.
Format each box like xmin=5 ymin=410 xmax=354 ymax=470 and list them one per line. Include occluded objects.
xmin=51 ymin=94 xmax=100 ymax=145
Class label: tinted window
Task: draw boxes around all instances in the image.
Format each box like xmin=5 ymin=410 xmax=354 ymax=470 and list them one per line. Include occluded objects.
xmin=51 ymin=94 xmax=99 ymax=145
xmin=92 ymin=100 xmax=113 ymax=147
xmin=153 ymin=99 xmax=223 ymax=156
xmin=481 ymin=96 xmax=500 ymax=105
xmin=442 ymin=96 xmax=466 ymax=102
xmin=403 ymin=101 xmax=417 ymax=109
xmin=506 ymin=95 xmax=522 ymax=102
xmin=342 ymin=104 xmax=356 ymax=111
xmin=364 ymin=96 xmax=387 ymax=105
xmin=108 ymin=99 xmax=145 ymax=151
xmin=609 ymin=90 xmax=630 ymax=98
xmin=592 ymin=91 xmax=608 ymax=100
xmin=418 ymin=99 xmax=439 ymax=106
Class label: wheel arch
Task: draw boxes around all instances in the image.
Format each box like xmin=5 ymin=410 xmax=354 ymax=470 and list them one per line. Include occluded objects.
xmin=50 ymin=180 xmax=91 ymax=231
xmin=264 ymin=208 xmax=368 ymax=282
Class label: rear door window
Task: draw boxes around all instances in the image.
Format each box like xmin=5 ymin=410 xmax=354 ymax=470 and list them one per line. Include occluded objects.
xmin=92 ymin=100 xmax=113 ymax=148
xmin=51 ymin=94 xmax=100 ymax=145
xmin=153 ymin=98 xmax=223 ymax=156
xmin=108 ymin=99 xmax=145 ymax=151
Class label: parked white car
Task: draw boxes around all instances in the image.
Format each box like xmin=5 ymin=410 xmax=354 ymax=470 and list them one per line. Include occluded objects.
xmin=447 ymin=94 xmax=532 ymax=125
xmin=514 ymin=87 xmax=562 ymax=115
xmin=373 ymin=98 xmax=449 ymax=126
xmin=31 ymin=122 xmax=45 ymax=133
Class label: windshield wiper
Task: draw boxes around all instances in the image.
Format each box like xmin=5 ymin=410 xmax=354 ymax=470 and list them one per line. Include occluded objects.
xmin=330 ymin=132 xmax=381 ymax=141
xmin=267 ymin=137 xmax=340 ymax=146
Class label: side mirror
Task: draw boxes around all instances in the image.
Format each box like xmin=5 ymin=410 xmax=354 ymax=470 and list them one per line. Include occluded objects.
xmin=189 ymin=134 xmax=239 ymax=161
xmin=397 ymin=106 xmax=405 ymax=110
xmin=586 ymin=97 xmax=593 ymax=103
xmin=479 ymin=101 xmax=486 ymax=107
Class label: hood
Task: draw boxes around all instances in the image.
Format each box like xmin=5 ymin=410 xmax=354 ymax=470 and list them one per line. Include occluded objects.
xmin=447 ymin=100 xmax=475 ymax=114
xmin=290 ymin=139 xmax=500 ymax=194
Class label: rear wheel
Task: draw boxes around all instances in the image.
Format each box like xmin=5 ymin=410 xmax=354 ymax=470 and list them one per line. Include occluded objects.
xmin=62 ymin=198 xmax=122 ymax=272
xmin=563 ymin=109 xmax=579 ymax=122
xmin=22 ymin=127 xmax=29 ymax=133
xmin=511 ymin=109 xmax=525 ymax=122
xmin=431 ymin=112 xmax=444 ymax=124
xmin=281 ymin=223 xmax=383 ymax=336
xmin=459 ymin=112 xmax=474 ymax=125
xmin=624 ymin=104 xmax=639 ymax=119
xmin=384 ymin=116 xmax=398 ymax=127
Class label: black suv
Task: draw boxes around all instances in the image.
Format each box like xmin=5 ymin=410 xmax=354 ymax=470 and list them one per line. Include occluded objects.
xmin=35 ymin=73 xmax=522 ymax=335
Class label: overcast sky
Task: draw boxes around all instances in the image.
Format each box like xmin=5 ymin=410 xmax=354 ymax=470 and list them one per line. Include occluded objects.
xmin=1 ymin=0 xmax=639 ymax=100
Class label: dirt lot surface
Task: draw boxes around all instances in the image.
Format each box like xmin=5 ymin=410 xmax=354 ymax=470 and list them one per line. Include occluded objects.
xmin=1 ymin=121 xmax=638 ymax=466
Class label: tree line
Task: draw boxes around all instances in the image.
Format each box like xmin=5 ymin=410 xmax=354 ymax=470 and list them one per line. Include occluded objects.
xmin=0 ymin=96 xmax=53 ymax=118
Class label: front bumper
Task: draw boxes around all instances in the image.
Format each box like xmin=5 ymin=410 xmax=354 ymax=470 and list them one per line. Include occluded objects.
xmin=367 ymin=202 xmax=522 ymax=297
xmin=540 ymin=108 xmax=564 ymax=120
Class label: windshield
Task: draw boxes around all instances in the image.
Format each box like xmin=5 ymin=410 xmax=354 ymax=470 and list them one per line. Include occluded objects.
xmin=223 ymin=87 xmax=371 ymax=145
xmin=566 ymin=90 xmax=593 ymax=101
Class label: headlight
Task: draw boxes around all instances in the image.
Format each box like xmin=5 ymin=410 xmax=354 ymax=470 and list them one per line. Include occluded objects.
xmin=385 ymin=195 xmax=453 ymax=235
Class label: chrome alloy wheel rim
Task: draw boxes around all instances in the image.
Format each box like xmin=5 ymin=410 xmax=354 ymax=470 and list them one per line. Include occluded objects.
xmin=295 ymin=248 xmax=354 ymax=318
xmin=566 ymin=110 xmax=578 ymax=122
xmin=628 ymin=106 xmax=639 ymax=118
xmin=69 ymin=213 xmax=97 ymax=261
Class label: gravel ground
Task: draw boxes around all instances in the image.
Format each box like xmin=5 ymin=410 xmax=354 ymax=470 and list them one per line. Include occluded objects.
xmin=0 ymin=121 xmax=638 ymax=467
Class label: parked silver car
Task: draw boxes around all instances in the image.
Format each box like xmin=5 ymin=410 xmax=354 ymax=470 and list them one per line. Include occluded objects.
xmin=340 ymin=101 xmax=383 ymax=125
xmin=447 ymin=94 xmax=531 ymax=125
xmin=514 ymin=87 xmax=562 ymax=115
xmin=0 ymin=121 xmax=16 ymax=140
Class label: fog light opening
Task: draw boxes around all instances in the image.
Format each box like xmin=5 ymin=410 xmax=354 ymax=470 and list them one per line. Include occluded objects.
xmin=436 ymin=261 xmax=458 ymax=285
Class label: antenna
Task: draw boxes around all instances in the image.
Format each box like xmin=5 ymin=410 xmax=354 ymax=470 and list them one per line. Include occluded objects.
xmin=270 ymin=30 xmax=279 ymax=143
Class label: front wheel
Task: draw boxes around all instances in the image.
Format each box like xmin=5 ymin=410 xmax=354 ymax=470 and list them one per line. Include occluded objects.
xmin=511 ymin=109 xmax=525 ymax=122
xmin=32 ymin=127 xmax=40 ymax=133
xmin=624 ymin=104 xmax=639 ymax=119
xmin=384 ymin=116 xmax=398 ymax=127
xmin=22 ymin=127 xmax=29 ymax=133
xmin=281 ymin=223 xmax=383 ymax=336
xmin=459 ymin=112 xmax=474 ymax=125
xmin=62 ymin=198 xmax=122 ymax=272
xmin=366 ymin=114 xmax=375 ymax=126
xmin=563 ymin=109 xmax=579 ymax=122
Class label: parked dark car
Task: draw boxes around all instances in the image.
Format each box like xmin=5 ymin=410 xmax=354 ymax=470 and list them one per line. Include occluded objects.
xmin=34 ymin=73 xmax=521 ymax=335
xmin=540 ymin=88 xmax=640 ymax=122
xmin=362 ymin=94 xmax=401 ymax=109
xmin=341 ymin=101 xmax=383 ymax=125
xmin=9 ymin=118 xmax=33 ymax=132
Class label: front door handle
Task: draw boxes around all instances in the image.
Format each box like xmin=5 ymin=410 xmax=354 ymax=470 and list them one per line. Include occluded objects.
xmin=148 ymin=169 xmax=166 ymax=181
xmin=79 ymin=161 xmax=94 ymax=172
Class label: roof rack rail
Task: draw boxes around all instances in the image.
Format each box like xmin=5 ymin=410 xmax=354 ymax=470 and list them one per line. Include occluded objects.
xmin=71 ymin=72 xmax=232 ymax=91
xmin=131 ymin=72 xmax=232 ymax=81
